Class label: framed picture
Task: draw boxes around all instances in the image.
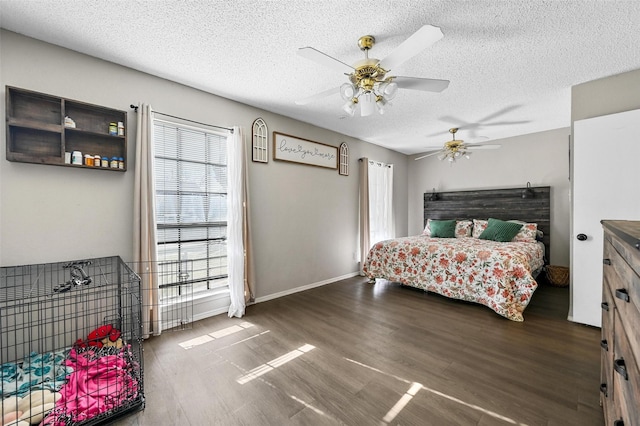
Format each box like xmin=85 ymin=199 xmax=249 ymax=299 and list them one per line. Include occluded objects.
xmin=273 ymin=132 xmax=338 ymax=169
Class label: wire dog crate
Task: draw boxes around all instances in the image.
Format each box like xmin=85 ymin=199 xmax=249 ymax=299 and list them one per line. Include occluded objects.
xmin=0 ymin=256 xmax=144 ymax=426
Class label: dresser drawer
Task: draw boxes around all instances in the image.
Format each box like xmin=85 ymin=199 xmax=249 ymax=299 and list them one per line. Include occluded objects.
xmin=603 ymin=238 xmax=640 ymax=357
xmin=613 ymin=311 xmax=640 ymax=426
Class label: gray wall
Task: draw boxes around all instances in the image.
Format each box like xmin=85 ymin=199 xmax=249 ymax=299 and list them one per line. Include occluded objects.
xmin=572 ymin=68 xmax=640 ymax=122
xmin=0 ymin=30 xmax=408 ymax=299
xmin=408 ymin=127 xmax=571 ymax=267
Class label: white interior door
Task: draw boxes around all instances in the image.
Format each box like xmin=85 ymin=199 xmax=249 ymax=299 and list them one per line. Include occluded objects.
xmin=572 ymin=109 xmax=640 ymax=327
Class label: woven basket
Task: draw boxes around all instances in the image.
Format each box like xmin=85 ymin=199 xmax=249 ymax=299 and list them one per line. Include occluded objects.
xmin=545 ymin=265 xmax=570 ymax=287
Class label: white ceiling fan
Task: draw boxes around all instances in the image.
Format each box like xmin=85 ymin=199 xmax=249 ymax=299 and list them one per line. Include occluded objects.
xmin=415 ymin=128 xmax=501 ymax=162
xmin=295 ymin=25 xmax=450 ymax=117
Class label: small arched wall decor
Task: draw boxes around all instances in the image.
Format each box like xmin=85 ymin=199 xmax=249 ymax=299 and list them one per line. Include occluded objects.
xmin=252 ymin=118 xmax=268 ymax=163
xmin=339 ymin=142 xmax=349 ymax=176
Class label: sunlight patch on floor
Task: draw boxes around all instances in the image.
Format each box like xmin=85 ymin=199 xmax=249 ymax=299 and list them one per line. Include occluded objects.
xmin=382 ymin=382 xmax=422 ymax=424
xmin=178 ymin=321 xmax=255 ymax=349
xmin=212 ymin=330 xmax=271 ymax=352
xmin=345 ymin=357 xmax=529 ymax=426
xmin=290 ymin=395 xmax=328 ymax=417
xmin=236 ymin=344 xmax=315 ymax=385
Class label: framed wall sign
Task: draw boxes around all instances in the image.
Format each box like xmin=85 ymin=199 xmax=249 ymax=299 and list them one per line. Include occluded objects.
xmin=273 ymin=132 xmax=338 ymax=169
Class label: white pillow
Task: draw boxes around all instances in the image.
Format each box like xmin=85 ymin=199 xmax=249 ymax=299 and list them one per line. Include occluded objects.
xmin=472 ymin=219 xmax=488 ymax=238
xmin=508 ymin=220 xmax=538 ymax=243
xmin=455 ymin=220 xmax=473 ymax=238
xmin=423 ymin=219 xmax=473 ymax=238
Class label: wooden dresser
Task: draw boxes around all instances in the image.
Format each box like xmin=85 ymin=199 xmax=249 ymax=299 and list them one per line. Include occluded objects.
xmin=600 ymin=220 xmax=640 ymax=426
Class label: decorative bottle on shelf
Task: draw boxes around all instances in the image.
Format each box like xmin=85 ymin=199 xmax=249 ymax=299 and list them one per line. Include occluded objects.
xmin=71 ymin=151 xmax=82 ymax=165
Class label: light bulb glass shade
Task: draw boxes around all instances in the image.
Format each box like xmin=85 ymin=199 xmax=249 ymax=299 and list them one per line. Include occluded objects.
xmin=375 ymin=97 xmax=388 ymax=114
xmin=448 ymin=156 xmax=455 ymax=162
xmin=377 ymin=81 xmax=398 ymax=100
xmin=360 ymin=92 xmax=375 ymax=116
xmin=342 ymin=100 xmax=356 ymax=116
xmin=340 ymin=83 xmax=357 ymax=101
xmin=383 ymin=82 xmax=398 ymax=100
xmin=437 ymin=153 xmax=446 ymax=161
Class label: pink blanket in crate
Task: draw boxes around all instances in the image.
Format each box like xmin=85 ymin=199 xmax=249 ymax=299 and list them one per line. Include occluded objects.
xmin=43 ymin=346 xmax=139 ymax=425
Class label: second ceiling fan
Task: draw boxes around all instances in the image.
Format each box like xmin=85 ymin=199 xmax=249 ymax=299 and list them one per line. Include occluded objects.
xmin=295 ymin=25 xmax=450 ymax=117
xmin=415 ymin=128 xmax=501 ymax=162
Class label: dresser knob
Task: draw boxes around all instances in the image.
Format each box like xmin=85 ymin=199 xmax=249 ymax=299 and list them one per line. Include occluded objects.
xmin=577 ymin=233 xmax=587 ymax=241
xmin=603 ymin=258 xmax=611 ymax=265
xmin=601 ymin=302 xmax=609 ymax=311
xmin=600 ymin=339 xmax=609 ymax=351
xmin=614 ymin=420 xmax=625 ymax=426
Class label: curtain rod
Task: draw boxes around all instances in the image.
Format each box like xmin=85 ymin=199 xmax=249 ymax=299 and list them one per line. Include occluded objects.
xmin=358 ymin=158 xmax=393 ymax=167
xmin=130 ymin=104 xmax=233 ymax=133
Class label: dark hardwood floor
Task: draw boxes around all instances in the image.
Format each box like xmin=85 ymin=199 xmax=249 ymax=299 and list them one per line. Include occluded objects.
xmin=116 ymin=275 xmax=603 ymax=426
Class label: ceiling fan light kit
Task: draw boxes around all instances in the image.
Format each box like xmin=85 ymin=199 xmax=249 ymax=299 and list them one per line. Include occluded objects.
xmin=297 ymin=25 xmax=449 ymax=117
xmin=414 ymin=128 xmax=501 ymax=163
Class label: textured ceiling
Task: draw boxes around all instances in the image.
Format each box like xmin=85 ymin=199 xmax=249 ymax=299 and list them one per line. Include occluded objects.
xmin=2 ymin=1 xmax=640 ymax=155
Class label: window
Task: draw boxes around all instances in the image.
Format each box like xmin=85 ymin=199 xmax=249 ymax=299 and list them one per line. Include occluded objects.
xmin=153 ymin=120 xmax=229 ymax=299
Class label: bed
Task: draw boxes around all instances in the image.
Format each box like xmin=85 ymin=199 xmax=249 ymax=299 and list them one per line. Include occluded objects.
xmin=363 ymin=186 xmax=550 ymax=321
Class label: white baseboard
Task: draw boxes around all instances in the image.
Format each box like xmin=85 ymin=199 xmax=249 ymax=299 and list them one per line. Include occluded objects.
xmin=253 ymin=271 xmax=360 ymax=304
xmin=162 ymin=272 xmax=361 ymax=326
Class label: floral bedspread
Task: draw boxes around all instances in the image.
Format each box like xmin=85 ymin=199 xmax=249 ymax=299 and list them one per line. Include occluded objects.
xmin=363 ymin=236 xmax=545 ymax=321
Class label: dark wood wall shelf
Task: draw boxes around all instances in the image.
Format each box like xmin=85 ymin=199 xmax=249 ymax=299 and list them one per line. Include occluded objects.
xmin=6 ymin=86 xmax=128 ymax=171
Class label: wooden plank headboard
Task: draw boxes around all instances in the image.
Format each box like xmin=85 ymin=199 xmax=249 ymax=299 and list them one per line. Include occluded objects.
xmin=424 ymin=186 xmax=551 ymax=262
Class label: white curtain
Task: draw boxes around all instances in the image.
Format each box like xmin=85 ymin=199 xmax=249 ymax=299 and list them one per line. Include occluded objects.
xmin=358 ymin=159 xmax=370 ymax=275
xmin=367 ymin=160 xmax=394 ymax=245
xmin=227 ymin=126 xmax=246 ymax=318
xmin=133 ymin=103 xmax=161 ymax=338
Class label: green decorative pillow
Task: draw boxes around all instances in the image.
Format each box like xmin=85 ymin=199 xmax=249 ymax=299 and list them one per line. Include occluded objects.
xmin=479 ymin=218 xmax=523 ymax=242
xmin=429 ymin=219 xmax=457 ymax=238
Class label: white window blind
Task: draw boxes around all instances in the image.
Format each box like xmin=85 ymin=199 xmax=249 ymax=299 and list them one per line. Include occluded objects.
xmin=153 ymin=120 xmax=229 ymax=297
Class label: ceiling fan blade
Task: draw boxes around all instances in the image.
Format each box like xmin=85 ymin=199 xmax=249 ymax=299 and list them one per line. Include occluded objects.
xmin=466 ymin=144 xmax=501 ymax=150
xmin=378 ymin=25 xmax=444 ymax=71
xmin=394 ymin=76 xmax=449 ymax=92
xmin=297 ymin=47 xmax=354 ymax=74
xmin=414 ymin=150 xmax=443 ymax=161
xmin=295 ymin=86 xmax=340 ymax=105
